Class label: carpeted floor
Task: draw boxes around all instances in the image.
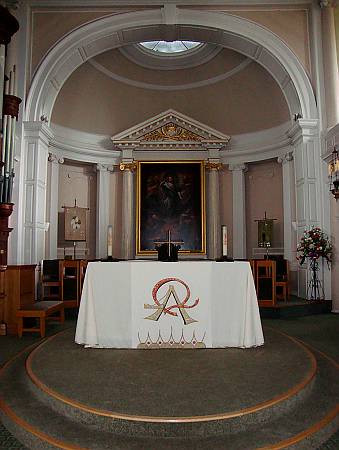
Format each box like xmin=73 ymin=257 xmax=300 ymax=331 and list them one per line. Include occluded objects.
xmin=0 ymin=314 xmax=338 ymax=449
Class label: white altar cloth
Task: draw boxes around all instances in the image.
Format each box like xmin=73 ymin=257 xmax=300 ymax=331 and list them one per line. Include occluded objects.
xmin=75 ymin=261 xmax=264 ymax=349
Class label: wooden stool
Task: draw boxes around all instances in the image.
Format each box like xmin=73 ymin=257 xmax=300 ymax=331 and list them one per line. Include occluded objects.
xmin=16 ymin=301 xmax=64 ymax=338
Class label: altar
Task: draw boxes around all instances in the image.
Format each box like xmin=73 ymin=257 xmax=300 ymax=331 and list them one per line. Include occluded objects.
xmin=75 ymin=261 xmax=264 ymax=349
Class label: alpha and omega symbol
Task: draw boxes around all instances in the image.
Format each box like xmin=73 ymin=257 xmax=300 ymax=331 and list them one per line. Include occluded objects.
xmin=144 ymin=278 xmax=199 ymax=325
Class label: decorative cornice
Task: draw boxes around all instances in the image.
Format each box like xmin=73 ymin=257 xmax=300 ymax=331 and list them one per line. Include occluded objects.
xmin=24 ymin=122 xmax=54 ymax=145
xmin=288 ymin=119 xmax=319 ymax=146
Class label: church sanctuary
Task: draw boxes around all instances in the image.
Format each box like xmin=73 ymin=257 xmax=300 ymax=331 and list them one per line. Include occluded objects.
xmin=0 ymin=0 xmax=338 ymax=448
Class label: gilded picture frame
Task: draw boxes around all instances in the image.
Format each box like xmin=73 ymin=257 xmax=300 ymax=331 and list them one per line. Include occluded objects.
xmin=136 ymin=161 xmax=206 ymax=255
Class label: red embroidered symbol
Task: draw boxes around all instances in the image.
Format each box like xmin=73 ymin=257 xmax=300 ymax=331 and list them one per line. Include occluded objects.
xmin=144 ymin=278 xmax=199 ymax=325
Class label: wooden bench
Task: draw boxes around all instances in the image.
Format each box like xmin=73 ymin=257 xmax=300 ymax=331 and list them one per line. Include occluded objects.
xmin=16 ymin=301 xmax=64 ymax=338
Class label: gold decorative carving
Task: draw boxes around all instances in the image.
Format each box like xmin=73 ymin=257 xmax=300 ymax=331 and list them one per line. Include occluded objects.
xmin=119 ymin=162 xmax=137 ymax=172
xmin=205 ymin=162 xmax=223 ymax=171
xmin=141 ymin=122 xmax=202 ymax=142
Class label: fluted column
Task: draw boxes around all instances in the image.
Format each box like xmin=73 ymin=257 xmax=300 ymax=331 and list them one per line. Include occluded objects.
xmin=229 ymin=164 xmax=247 ymax=259
xmin=289 ymin=119 xmax=331 ymax=299
xmin=47 ymin=153 xmax=63 ymax=259
xmin=205 ymin=161 xmax=222 ymax=259
xmin=120 ymin=161 xmax=137 ymax=260
xmin=22 ymin=122 xmax=53 ymax=264
xmin=277 ymin=152 xmax=295 ymax=264
xmin=96 ymin=164 xmax=113 ymax=259
xmin=320 ymin=1 xmax=339 ymax=128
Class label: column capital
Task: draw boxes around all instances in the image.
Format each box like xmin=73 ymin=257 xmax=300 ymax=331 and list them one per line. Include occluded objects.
xmin=228 ymin=163 xmax=248 ymax=172
xmin=277 ymin=152 xmax=294 ymax=165
xmin=23 ymin=121 xmax=54 ymax=145
xmin=96 ymin=163 xmax=114 ymax=172
xmin=48 ymin=153 xmax=64 ymax=164
xmin=205 ymin=160 xmax=223 ymax=171
xmin=120 ymin=161 xmax=137 ymax=172
xmin=319 ymin=0 xmax=335 ymax=8
xmin=288 ymin=119 xmax=319 ymax=146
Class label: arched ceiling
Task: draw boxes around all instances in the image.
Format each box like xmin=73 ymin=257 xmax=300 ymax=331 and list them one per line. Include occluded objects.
xmin=26 ymin=7 xmax=317 ymax=133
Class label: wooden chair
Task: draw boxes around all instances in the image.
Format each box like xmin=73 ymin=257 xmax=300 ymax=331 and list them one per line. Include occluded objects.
xmin=275 ymin=258 xmax=289 ymax=302
xmin=79 ymin=259 xmax=88 ymax=297
xmin=256 ymin=259 xmax=276 ymax=306
xmin=40 ymin=259 xmax=61 ymax=301
xmin=249 ymin=259 xmax=256 ymax=288
xmin=60 ymin=260 xmax=80 ymax=308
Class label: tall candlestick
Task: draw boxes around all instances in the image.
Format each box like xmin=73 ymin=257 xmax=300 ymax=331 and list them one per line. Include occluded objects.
xmin=222 ymin=225 xmax=228 ymax=257
xmin=107 ymin=225 xmax=113 ymax=257
xmin=168 ymin=229 xmax=171 ymax=258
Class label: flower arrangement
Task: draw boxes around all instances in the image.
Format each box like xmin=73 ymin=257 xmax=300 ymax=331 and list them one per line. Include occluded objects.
xmin=296 ymin=226 xmax=332 ymax=265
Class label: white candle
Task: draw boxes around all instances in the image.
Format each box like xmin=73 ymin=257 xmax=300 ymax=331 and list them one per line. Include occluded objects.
xmin=107 ymin=225 xmax=113 ymax=257
xmin=222 ymin=225 xmax=228 ymax=257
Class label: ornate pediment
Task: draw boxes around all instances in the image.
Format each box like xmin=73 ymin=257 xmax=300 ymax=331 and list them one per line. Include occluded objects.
xmin=111 ymin=109 xmax=230 ymax=151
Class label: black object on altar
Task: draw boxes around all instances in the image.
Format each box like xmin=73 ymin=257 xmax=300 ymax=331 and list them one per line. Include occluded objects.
xmin=155 ymin=243 xmax=181 ymax=262
xmin=154 ymin=230 xmax=183 ymax=262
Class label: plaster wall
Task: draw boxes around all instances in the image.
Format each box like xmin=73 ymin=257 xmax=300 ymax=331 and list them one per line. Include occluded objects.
xmin=51 ymin=56 xmax=289 ymax=136
xmin=245 ymin=160 xmax=284 ymax=258
xmin=57 ymin=161 xmax=97 ymax=259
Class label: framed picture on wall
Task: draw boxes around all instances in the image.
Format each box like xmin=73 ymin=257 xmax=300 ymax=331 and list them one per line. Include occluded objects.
xmin=64 ymin=206 xmax=87 ymax=241
xmin=136 ymin=161 xmax=206 ymax=255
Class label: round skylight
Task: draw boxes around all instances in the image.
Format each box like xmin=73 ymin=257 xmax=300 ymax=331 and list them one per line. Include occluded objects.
xmin=140 ymin=41 xmax=201 ymax=54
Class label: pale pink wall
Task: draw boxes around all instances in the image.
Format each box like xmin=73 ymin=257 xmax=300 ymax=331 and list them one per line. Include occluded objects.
xmin=58 ymin=161 xmax=97 ymax=259
xmin=30 ymin=9 xmax=133 ymax=75
xmin=219 ymin=168 xmax=233 ymax=256
xmin=229 ymin=9 xmax=310 ymax=75
xmin=30 ymin=7 xmax=311 ymax=79
xmin=245 ymin=160 xmax=284 ymax=257
xmin=330 ymin=193 xmax=339 ymax=311
xmin=51 ymin=55 xmax=289 ymax=136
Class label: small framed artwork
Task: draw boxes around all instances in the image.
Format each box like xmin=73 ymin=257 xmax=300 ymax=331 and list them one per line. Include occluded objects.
xmin=136 ymin=161 xmax=206 ymax=255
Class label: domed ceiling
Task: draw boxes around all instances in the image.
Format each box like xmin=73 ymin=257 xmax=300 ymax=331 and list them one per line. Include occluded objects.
xmin=51 ymin=41 xmax=290 ymax=136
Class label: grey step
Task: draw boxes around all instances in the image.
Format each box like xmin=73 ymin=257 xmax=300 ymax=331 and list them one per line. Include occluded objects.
xmin=0 ymin=346 xmax=338 ymax=449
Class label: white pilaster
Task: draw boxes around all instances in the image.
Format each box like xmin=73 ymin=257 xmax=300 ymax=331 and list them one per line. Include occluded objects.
xmin=96 ymin=164 xmax=112 ymax=259
xmin=205 ymin=161 xmax=222 ymax=259
xmin=22 ymin=122 xmax=53 ymax=264
xmin=229 ymin=164 xmax=247 ymax=259
xmin=46 ymin=153 xmax=63 ymax=259
xmin=277 ymin=152 xmax=295 ymax=263
xmin=289 ymin=119 xmax=331 ymax=299
xmin=120 ymin=160 xmax=136 ymax=260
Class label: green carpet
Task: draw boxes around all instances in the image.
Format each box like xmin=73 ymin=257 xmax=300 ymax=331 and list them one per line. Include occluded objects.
xmin=0 ymin=314 xmax=338 ymax=449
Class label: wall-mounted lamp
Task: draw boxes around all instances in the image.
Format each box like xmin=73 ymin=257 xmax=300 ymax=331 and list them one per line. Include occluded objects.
xmin=328 ymin=145 xmax=339 ymax=199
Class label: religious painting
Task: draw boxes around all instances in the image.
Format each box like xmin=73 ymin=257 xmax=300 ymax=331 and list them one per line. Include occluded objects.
xmin=64 ymin=206 xmax=87 ymax=241
xmin=137 ymin=161 xmax=206 ymax=255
